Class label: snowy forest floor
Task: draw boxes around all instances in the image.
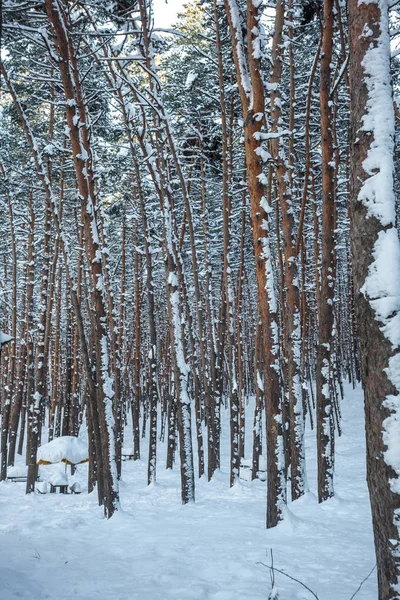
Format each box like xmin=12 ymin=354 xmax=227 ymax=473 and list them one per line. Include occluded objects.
xmin=0 ymin=383 xmax=377 ymax=600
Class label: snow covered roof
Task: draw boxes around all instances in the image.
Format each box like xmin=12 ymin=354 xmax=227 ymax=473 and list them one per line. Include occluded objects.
xmin=37 ymin=436 xmax=89 ymax=466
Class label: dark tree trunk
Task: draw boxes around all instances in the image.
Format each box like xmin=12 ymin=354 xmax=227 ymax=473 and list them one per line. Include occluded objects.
xmin=316 ymin=0 xmax=335 ymax=503
xmin=348 ymin=0 xmax=400 ymax=596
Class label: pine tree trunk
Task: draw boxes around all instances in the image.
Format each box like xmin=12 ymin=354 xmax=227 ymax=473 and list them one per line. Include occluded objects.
xmin=316 ymin=0 xmax=335 ymax=503
xmin=223 ymin=0 xmax=286 ymax=527
xmin=45 ymin=0 xmax=119 ymax=517
xmin=269 ymin=0 xmax=306 ymax=501
xmin=348 ymin=0 xmax=400 ymax=595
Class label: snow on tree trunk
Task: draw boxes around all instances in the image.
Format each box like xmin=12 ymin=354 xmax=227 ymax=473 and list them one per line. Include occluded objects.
xmin=348 ymin=0 xmax=400 ymax=596
xmin=316 ymin=0 xmax=335 ymax=503
xmin=44 ymin=0 xmax=119 ymax=518
xmin=223 ymin=0 xmax=287 ymax=527
xmin=268 ymin=0 xmax=307 ymax=502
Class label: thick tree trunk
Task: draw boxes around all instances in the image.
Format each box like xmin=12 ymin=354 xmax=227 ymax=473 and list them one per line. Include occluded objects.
xmin=348 ymin=0 xmax=400 ymax=596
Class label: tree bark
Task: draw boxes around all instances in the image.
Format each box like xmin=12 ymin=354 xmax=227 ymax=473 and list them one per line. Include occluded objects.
xmin=348 ymin=0 xmax=400 ymax=595
xmin=316 ymin=0 xmax=335 ymax=503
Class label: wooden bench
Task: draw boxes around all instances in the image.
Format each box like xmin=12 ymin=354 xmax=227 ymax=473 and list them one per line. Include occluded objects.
xmin=239 ymin=456 xmax=267 ymax=482
xmin=122 ymin=448 xmax=135 ymax=461
xmin=48 ymin=472 xmax=69 ymax=494
xmin=7 ymin=476 xmax=27 ymax=483
xmin=50 ymin=483 xmax=69 ymax=494
xmin=7 ymin=466 xmax=42 ymax=483
xmin=7 ymin=475 xmax=41 ymax=483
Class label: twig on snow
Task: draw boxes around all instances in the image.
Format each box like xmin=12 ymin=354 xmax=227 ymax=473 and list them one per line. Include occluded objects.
xmin=349 ymin=565 xmax=376 ymax=600
xmin=258 ymin=555 xmax=319 ymax=600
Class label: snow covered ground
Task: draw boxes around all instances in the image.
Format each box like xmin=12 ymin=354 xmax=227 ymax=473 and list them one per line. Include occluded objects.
xmin=0 ymin=383 xmax=377 ymax=599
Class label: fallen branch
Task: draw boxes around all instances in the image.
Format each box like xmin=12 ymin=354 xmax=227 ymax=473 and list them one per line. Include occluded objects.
xmin=258 ymin=556 xmax=319 ymax=600
xmin=349 ymin=564 xmax=376 ymax=600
